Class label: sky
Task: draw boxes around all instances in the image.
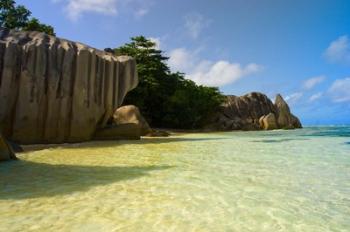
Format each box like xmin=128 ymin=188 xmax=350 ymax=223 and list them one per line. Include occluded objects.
xmin=18 ymin=0 xmax=350 ymax=125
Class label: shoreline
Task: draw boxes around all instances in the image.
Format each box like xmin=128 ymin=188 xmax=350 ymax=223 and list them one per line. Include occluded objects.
xmin=16 ymin=129 xmax=243 ymax=153
xmin=18 ymin=129 xmax=220 ymax=153
xmin=18 ymin=128 xmax=304 ymax=153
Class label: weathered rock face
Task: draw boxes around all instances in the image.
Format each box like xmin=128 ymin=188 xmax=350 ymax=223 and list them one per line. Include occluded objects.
xmin=259 ymin=113 xmax=278 ymax=130
xmin=207 ymin=92 xmax=302 ymax=131
xmin=113 ymin=105 xmax=152 ymax=136
xmin=206 ymin=92 xmax=278 ymax=130
xmin=275 ymin=94 xmax=302 ymax=129
xmin=0 ymin=132 xmax=16 ymax=161
xmin=0 ymin=29 xmax=138 ymax=144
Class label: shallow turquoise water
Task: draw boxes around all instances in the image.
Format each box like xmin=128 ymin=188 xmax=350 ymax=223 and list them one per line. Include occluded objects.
xmin=0 ymin=127 xmax=349 ymax=231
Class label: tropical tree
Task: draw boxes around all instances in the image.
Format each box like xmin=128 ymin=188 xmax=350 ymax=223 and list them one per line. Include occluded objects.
xmin=0 ymin=0 xmax=55 ymax=35
xmin=111 ymin=36 xmax=224 ymax=129
xmin=23 ymin=18 xmax=55 ymax=36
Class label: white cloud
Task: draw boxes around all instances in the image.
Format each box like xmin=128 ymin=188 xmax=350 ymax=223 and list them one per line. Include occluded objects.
xmin=282 ymin=76 xmax=326 ymax=105
xmin=168 ymin=48 xmax=196 ymax=73
xmin=61 ymin=0 xmax=118 ymax=20
xmin=188 ymin=62 xmax=262 ymax=87
xmin=53 ymin=0 xmax=152 ymax=21
xmin=324 ymin=35 xmax=350 ymax=65
xmin=148 ymin=37 xmax=161 ymax=49
xmin=285 ymin=92 xmax=303 ymax=104
xmin=135 ymin=8 xmax=148 ymax=17
xmin=328 ymin=78 xmax=350 ymax=103
xmin=303 ymin=75 xmax=325 ymax=90
xmin=132 ymin=0 xmax=154 ymax=18
xmin=309 ymin=92 xmax=323 ymax=102
xmin=168 ymin=48 xmax=263 ymax=87
xmin=184 ymin=12 xmax=211 ymax=40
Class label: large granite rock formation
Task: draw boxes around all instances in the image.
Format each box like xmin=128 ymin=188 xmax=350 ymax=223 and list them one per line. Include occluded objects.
xmin=274 ymin=94 xmax=302 ymax=129
xmin=0 ymin=29 xmax=138 ymax=144
xmin=206 ymin=92 xmax=302 ymax=131
xmin=0 ymin=132 xmax=16 ymax=161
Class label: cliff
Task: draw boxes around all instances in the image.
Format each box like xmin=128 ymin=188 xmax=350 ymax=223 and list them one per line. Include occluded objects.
xmin=0 ymin=29 xmax=138 ymax=144
xmin=207 ymin=92 xmax=302 ymax=131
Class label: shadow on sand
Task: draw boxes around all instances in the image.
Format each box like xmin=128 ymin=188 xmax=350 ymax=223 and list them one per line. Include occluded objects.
xmin=0 ymin=160 xmax=173 ymax=200
xmin=21 ymin=137 xmax=230 ymax=152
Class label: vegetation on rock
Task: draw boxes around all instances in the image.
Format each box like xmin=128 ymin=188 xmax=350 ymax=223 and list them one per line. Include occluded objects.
xmin=0 ymin=0 xmax=55 ymax=35
xmin=110 ymin=36 xmax=224 ymax=129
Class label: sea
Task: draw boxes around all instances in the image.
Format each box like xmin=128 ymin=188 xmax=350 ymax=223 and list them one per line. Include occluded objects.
xmin=0 ymin=127 xmax=349 ymax=231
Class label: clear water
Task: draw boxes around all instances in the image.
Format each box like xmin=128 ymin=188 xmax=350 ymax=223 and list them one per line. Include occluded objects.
xmin=0 ymin=127 xmax=349 ymax=232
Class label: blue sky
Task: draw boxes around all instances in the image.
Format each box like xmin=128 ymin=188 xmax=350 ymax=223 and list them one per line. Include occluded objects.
xmin=19 ymin=0 xmax=350 ymax=125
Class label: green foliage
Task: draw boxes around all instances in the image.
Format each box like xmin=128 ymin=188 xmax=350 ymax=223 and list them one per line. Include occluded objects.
xmin=0 ymin=0 xmax=29 ymax=28
xmin=23 ymin=18 xmax=55 ymax=36
xmin=113 ymin=36 xmax=224 ymax=129
xmin=0 ymin=0 xmax=55 ymax=36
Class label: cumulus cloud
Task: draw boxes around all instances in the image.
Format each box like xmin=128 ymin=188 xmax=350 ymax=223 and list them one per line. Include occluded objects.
xmin=184 ymin=12 xmax=211 ymax=40
xmin=303 ymin=75 xmax=325 ymax=90
xmin=285 ymin=92 xmax=303 ymax=104
xmin=324 ymin=35 xmax=350 ymax=65
xmin=53 ymin=0 xmax=152 ymax=21
xmin=57 ymin=0 xmax=118 ymax=20
xmin=188 ymin=62 xmax=262 ymax=87
xmin=309 ymin=92 xmax=323 ymax=102
xmin=168 ymin=48 xmax=263 ymax=87
xmin=168 ymin=48 xmax=196 ymax=73
xmin=328 ymin=77 xmax=350 ymax=103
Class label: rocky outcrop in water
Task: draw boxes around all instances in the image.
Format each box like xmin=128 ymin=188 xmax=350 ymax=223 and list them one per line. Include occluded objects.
xmin=0 ymin=29 xmax=138 ymax=144
xmin=206 ymin=92 xmax=302 ymax=131
xmin=0 ymin=132 xmax=16 ymax=161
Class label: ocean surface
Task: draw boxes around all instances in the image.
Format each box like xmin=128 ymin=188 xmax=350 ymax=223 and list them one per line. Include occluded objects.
xmin=0 ymin=127 xmax=349 ymax=232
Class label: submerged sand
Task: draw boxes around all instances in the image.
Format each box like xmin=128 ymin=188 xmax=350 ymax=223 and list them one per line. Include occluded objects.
xmin=0 ymin=128 xmax=349 ymax=231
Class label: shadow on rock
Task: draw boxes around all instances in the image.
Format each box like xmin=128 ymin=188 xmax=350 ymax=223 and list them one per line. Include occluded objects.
xmin=0 ymin=160 xmax=173 ymax=200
